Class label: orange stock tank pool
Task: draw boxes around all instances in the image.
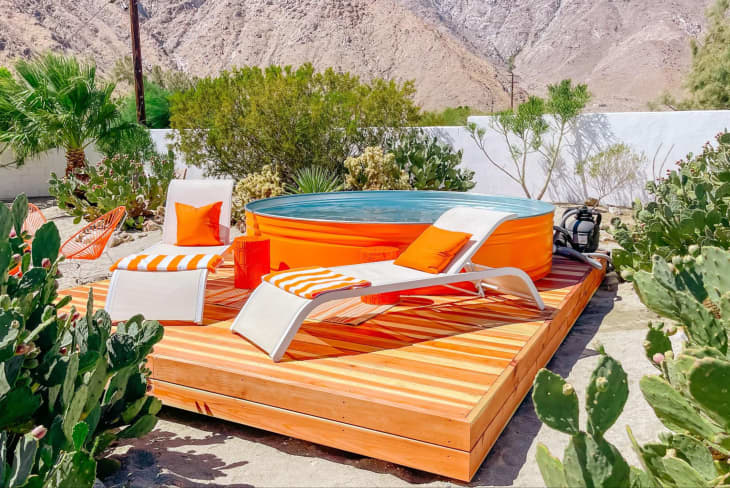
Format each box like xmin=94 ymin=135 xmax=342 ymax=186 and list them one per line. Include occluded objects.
xmin=245 ymin=191 xmax=555 ymax=280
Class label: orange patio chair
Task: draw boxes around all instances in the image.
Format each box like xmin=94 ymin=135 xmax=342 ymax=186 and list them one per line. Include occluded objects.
xmin=61 ymin=206 xmax=126 ymax=261
xmin=22 ymin=203 xmax=47 ymax=239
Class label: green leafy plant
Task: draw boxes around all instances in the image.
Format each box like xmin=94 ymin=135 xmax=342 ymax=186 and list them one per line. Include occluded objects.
xmin=286 ymin=166 xmax=343 ymax=194
xmin=534 ymin=247 xmax=730 ymax=487
xmin=169 ymin=63 xmax=420 ymax=180
xmin=575 ymin=143 xmax=647 ymax=206
xmin=0 ymin=194 xmax=164 ymax=487
xmin=49 ymin=154 xmax=175 ymax=229
xmin=344 ymin=147 xmax=411 ymax=191
xmin=610 ymin=132 xmax=730 ymax=279
xmin=387 ymin=130 xmax=475 ymax=191
xmin=467 ymin=79 xmax=589 ymax=200
xmin=0 ymin=53 xmax=132 ymax=177
xmin=232 ymin=165 xmax=285 ymax=222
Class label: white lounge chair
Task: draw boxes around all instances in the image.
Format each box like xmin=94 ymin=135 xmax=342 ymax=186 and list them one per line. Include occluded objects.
xmin=105 ymin=179 xmax=234 ymax=324
xmin=231 ymin=207 xmax=545 ymax=361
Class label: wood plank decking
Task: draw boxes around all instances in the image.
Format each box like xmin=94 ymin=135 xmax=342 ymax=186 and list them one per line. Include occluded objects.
xmin=61 ymin=257 xmax=605 ymax=481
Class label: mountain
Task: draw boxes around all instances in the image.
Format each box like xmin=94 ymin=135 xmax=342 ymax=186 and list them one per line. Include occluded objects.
xmin=399 ymin=0 xmax=710 ymax=110
xmin=0 ymin=0 xmax=712 ymax=111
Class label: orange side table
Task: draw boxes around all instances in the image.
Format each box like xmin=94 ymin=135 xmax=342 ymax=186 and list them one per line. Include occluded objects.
xmin=233 ymin=236 xmax=271 ymax=289
xmin=359 ymin=246 xmax=401 ymax=305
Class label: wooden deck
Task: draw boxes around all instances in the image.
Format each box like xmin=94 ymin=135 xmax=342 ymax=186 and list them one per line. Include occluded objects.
xmin=62 ymin=257 xmax=604 ymax=481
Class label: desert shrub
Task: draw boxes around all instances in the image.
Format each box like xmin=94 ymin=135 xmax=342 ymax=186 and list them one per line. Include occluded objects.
xmin=49 ymin=154 xmax=175 ymax=230
xmin=232 ymin=165 xmax=285 ymax=222
xmin=533 ymin=246 xmax=730 ymax=488
xmin=0 ymin=194 xmax=163 ymax=487
xmin=418 ymin=106 xmax=483 ymax=126
xmin=287 ymin=166 xmax=343 ymax=194
xmin=169 ymin=64 xmax=420 ymax=180
xmin=344 ymin=147 xmax=411 ymax=191
xmin=120 ymin=81 xmax=172 ymax=129
xmin=388 ymin=130 xmax=475 ymax=191
xmin=575 ymin=143 xmax=647 ymax=206
xmin=610 ymin=132 xmax=730 ymax=278
xmin=95 ymin=122 xmax=159 ymax=162
xmin=467 ymin=79 xmax=590 ymax=200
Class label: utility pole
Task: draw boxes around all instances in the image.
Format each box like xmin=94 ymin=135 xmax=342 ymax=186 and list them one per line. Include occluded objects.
xmin=128 ymin=0 xmax=146 ymax=125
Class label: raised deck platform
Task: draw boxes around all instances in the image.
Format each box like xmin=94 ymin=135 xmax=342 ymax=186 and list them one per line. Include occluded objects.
xmin=62 ymin=257 xmax=604 ymax=481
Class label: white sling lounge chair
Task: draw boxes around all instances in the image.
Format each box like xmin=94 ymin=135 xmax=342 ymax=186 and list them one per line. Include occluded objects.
xmin=231 ymin=207 xmax=545 ymax=362
xmin=105 ymin=179 xmax=234 ymax=324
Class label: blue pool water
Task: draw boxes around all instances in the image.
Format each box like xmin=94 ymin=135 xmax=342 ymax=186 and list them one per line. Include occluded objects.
xmin=246 ymin=191 xmax=554 ymax=223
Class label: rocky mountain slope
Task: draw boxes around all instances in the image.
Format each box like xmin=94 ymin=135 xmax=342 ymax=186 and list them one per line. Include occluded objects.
xmin=0 ymin=0 xmax=713 ymax=111
xmin=398 ymin=0 xmax=710 ymax=110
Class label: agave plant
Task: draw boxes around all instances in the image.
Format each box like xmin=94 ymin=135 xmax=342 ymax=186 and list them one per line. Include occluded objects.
xmin=287 ymin=166 xmax=343 ymax=194
xmin=0 ymin=53 xmax=133 ymax=177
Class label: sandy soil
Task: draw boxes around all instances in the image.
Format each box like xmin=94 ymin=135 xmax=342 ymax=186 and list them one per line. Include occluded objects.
xmin=39 ymin=200 xmax=661 ymax=488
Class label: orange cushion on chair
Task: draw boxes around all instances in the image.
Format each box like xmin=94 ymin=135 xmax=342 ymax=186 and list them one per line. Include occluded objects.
xmin=175 ymin=201 xmax=223 ymax=246
xmin=394 ymin=225 xmax=472 ymax=274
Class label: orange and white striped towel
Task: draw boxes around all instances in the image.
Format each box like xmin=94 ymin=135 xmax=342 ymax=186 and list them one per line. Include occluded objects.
xmin=264 ymin=266 xmax=371 ymax=299
xmin=110 ymin=254 xmax=223 ymax=273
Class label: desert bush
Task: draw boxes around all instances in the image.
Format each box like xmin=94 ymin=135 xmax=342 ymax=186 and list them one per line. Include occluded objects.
xmin=287 ymin=166 xmax=343 ymax=194
xmin=0 ymin=194 xmax=164 ymax=487
xmin=388 ymin=130 xmax=475 ymax=191
xmin=575 ymin=143 xmax=647 ymax=206
xmin=169 ymin=64 xmax=420 ymax=180
xmin=232 ymin=165 xmax=285 ymax=222
xmin=49 ymin=154 xmax=175 ymax=230
xmin=467 ymin=79 xmax=590 ymax=200
xmin=418 ymin=106 xmax=483 ymax=126
xmin=610 ymin=132 xmax=730 ymax=278
xmin=95 ymin=122 xmax=159 ymax=162
xmin=120 ymin=81 xmax=172 ymax=129
xmin=344 ymin=147 xmax=411 ymax=191
xmin=533 ymin=246 xmax=730 ymax=488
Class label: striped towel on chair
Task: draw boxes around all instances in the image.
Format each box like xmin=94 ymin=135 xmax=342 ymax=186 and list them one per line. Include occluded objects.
xmin=264 ymin=266 xmax=371 ymax=299
xmin=110 ymin=254 xmax=224 ymax=273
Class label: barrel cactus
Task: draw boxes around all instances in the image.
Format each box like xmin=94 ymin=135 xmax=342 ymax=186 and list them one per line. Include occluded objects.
xmin=0 ymin=194 xmax=164 ymax=487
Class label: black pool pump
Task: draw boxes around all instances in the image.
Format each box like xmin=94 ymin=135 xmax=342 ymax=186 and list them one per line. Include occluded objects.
xmin=553 ymin=206 xmax=610 ymax=270
xmin=555 ymin=206 xmax=602 ymax=253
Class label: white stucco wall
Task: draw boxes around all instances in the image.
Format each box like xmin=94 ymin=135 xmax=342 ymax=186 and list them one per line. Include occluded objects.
xmin=0 ymin=146 xmax=103 ymax=200
xmin=3 ymin=111 xmax=729 ymax=204
xmin=458 ymin=110 xmax=730 ymax=205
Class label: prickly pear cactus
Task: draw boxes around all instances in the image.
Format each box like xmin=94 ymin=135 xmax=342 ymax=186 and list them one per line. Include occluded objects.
xmin=0 ymin=194 xmax=164 ymax=488
xmin=533 ymin=351 xmax=633 ymax=488
xmin=610 ymin=132 xmax=730 ymax=278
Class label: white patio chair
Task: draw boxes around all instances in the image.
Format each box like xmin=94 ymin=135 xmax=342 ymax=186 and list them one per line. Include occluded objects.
xmin=231 ymin=207 xmax=545 ymax=361
xmin=105 ymin=179 xmax=234 ymax=324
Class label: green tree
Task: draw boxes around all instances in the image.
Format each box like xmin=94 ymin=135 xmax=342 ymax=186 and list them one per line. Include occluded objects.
xmin=0 ymin=53 xmax=131 ymax=176
xmin=169 ymin=63 xmax=421 ymax=179
xmin=467 ymin=79 xmax=589 ymax=199
xmin=686 ymin=0 xmax=730 ymax=109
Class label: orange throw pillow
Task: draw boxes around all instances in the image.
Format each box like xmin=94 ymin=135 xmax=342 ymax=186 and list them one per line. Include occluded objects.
xmin=394 ymin=225 xmax=472 ymax=274
xmin=175 ymin=201 xmax=223 ymax=246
